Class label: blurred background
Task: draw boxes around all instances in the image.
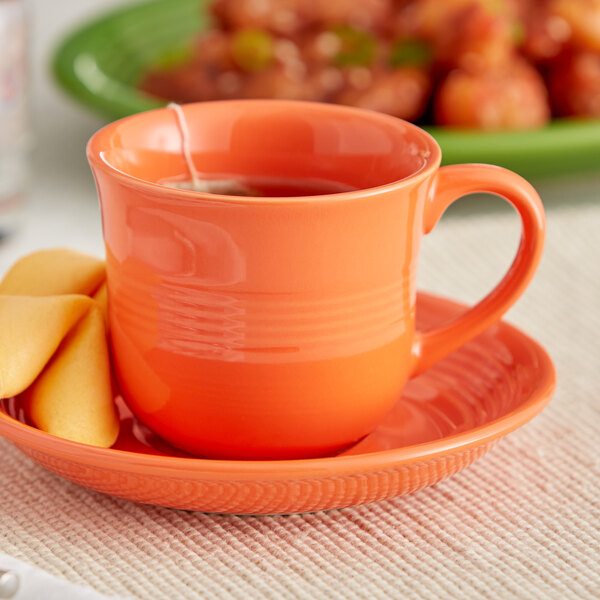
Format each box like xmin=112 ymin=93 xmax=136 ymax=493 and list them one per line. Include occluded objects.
xmin=0 ymin=0 xmax=126 ymax=266
xmin=1 ymin=0 xmax=599 ymax=309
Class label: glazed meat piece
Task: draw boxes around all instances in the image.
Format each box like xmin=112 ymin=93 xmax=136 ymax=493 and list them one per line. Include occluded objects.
xmin=434 ymin=59 xmax=550 ymax=129
xmin=401 ymin=0 xmax=517 ymax=40
xmin=237 ymin=64 xmax=324 ymax=100
xmin=211 ymin=0 xmax=308 ymax=35
xmin=334 ymin=35 xmax=432 ymax=120
xmin=400 ymin=0 xmax=473 ymax=39
xmin=521 ymin=2 xmax=572 ymax=63
xmin=141 ymin=64 xmax=222 ymax=103
xmin=304 ymin=0 xmax=393 ymax=32
xmin=550 ymin=0 xmax=600 ymax=52
xmin=548 ymin=51 xmax=600 ymax=117
xmin=192 ymin=29 xmax=237 ymax=72
xmin=335 ymin=67 xmax=431 ymax=121
xmin=430 ymin=1 xmax=521 ymax=72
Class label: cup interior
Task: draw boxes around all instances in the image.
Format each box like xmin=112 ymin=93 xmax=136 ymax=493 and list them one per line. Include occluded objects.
xmin=89 ymin=100 xmax=440 ymax=196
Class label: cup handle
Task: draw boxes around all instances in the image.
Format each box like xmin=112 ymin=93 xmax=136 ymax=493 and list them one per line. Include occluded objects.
xmin=410 ymin=164 xmax=545 ymax=377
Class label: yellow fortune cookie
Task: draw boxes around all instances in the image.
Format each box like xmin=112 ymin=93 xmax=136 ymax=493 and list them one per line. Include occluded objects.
xmin=0 ymin=248 xmax=118 ymax=448
xmin=0 ymin=294 xmax=91 ymax=398
xmin=23 ymin=305 xmax=119 ymax=448
xmin=0 ymin=247 xmax=105 ymax=297
xmin=92 ymin=281 xmax=109 ymax=326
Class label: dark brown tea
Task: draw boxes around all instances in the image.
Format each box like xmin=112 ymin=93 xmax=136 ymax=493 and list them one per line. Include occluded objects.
xmin=162 ymin=175 xmax=356 ymax=197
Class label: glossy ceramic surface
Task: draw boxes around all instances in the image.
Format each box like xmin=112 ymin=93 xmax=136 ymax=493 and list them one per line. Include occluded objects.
xmin=0 ymin=293 xmax=556 ymax=515
xmin=88 ymin=100 xmax=545 ymax=460
xmin=54 ymin=0 xmax=600 ymax=177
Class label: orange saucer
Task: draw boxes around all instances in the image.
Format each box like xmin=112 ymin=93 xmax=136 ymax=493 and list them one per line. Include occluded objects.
xmin=0 ymin=293 xmax=555 ymax=515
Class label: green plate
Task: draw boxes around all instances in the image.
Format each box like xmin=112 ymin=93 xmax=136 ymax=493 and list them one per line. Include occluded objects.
xmin=53 ymin=0 xmax=600 ymax=178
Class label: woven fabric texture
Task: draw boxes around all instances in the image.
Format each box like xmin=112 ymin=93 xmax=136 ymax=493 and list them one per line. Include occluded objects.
xmin=1 ymin=175 xmax=599 ymax=599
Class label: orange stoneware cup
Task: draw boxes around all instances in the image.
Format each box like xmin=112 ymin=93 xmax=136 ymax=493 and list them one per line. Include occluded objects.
xmin=87 ymin=100 xmax=545 ymax=460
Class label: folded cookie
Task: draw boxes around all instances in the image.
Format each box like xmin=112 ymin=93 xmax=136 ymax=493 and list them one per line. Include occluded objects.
xmin=0 ymin=249 xmax=118 ymax=447
xmin=0 ymin=247 xmax=106 ymax=297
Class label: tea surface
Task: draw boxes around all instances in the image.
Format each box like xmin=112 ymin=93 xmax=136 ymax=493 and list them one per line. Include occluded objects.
xmin=162 ymin=175 xmax=356 ymax=197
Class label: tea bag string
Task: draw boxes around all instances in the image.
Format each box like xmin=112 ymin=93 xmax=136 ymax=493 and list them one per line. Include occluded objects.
xmin=167 ymin=102 xmax=258 ymax=196
xmin=168 ymin=102 xmax=207 ymax=192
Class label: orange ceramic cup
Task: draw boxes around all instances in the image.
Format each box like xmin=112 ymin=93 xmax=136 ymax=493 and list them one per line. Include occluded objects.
xmin=87 ymin=100 xmax=545 ymax=460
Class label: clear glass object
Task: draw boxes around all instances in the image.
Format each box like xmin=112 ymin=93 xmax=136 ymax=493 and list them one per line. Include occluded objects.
xmin=0 ymin=0 xmax=27 ymax=239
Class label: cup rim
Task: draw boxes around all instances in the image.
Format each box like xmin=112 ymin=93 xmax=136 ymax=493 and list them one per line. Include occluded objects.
xmin=87 ymin=99 xmax=442 ymax=204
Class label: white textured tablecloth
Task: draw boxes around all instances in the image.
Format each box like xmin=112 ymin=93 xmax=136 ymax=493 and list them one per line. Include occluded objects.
xmin=0 ymin=1 xmax=599 ymax=599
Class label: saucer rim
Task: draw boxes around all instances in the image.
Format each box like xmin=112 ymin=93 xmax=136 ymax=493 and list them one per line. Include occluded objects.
xmin=0 ymin=292 xmax=556 ymax=479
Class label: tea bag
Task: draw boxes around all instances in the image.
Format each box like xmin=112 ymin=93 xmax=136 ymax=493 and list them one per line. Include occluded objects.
xmin=167 ymin=103 xmax=260 ymax=196
xmin=163 ymin=177 xmax=259 ymax=196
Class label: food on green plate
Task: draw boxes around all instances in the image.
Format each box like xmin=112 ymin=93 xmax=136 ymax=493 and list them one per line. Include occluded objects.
xmin=548 ymin=51 xmax=600 ymax=116
xmin=141 ymin=0 xmax=600 ymax=129
xmin=434 ymin=59 xmax=550 ymax=129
